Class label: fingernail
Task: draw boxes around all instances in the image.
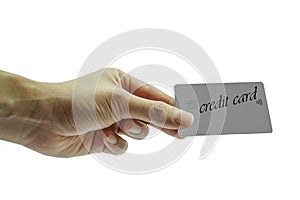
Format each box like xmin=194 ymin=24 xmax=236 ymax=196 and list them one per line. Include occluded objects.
xmin=107 ymin=134 xmax=118 ymax=145
xmin=130 ymin=122 xmax=143 ymax=135
xmin=176 ymin=134 xmax=185 ymax=139
xmin=173 ymin=109 xmax=194 ymax=126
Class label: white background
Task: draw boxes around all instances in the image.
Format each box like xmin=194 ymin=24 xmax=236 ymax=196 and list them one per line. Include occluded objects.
xmin=0 ymin=0 xmax=299 ymax=199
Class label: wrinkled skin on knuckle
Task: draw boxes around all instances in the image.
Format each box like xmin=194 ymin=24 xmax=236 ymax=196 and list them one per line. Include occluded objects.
xmin=149 ymin=101 xmax=168 ymax=125
xmin=94 ymin=87 xmax=128 ymax=126
xmin=109 ymin=88 xmax=131 ymax=121
xmin=98 ymin=68 xmax=124 ymax=86
xmin=94 ymin=89 xmax=115 ymax=128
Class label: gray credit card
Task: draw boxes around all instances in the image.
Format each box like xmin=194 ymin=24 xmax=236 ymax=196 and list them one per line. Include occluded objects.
xmin=175 ymin=82 xmax=272 ymax=136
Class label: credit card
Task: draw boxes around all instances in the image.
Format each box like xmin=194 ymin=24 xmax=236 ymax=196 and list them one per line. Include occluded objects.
xmin=175 ymin=82 xmax=272 ymax=136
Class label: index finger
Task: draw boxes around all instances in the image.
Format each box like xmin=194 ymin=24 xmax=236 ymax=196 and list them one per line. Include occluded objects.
xmin=120 ymin=73 xmax=175 ymax=106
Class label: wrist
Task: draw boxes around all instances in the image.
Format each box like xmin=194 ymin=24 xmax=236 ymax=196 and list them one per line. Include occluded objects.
xmin=0 ymin=72 xmax=55 ymax=144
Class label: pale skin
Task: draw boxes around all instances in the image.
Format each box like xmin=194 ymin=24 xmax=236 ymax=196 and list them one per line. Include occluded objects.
xmin=0 ymin=68 xmax=193 ymax=157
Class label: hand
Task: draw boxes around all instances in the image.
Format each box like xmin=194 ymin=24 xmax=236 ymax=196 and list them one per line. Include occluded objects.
xmin=0 ymin=69 xmax=194 ymax=157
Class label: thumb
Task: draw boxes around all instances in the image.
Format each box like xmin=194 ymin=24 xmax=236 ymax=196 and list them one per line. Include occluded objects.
xmin=127 ymin=94 xmax=194 ymax=130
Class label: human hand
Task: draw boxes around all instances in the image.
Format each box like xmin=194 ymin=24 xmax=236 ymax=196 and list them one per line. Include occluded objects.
xmin=0 ymin=69 xmax=194 ymax=157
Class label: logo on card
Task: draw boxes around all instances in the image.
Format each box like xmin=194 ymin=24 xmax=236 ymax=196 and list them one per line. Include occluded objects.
xmin=185 ymin=99 xmax=198 ymax=110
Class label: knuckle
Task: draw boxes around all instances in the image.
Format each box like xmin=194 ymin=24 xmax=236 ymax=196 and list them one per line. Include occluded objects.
xmin=150 ymin=101 xmax=168 ymax=123
xmin=110 ymin=89 xmax=130 ymax=119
